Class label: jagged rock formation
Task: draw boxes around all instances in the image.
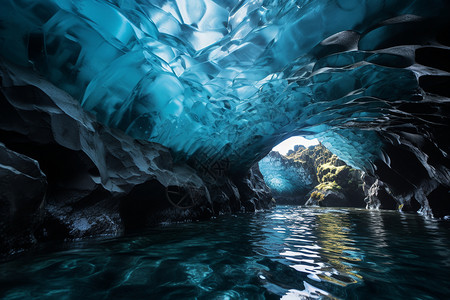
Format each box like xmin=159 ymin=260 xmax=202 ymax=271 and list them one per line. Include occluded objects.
xmin=0 ymin=143 xmax=47 ymax=256
xmin=361 ymin=175 xmax=398 ymax=211
xmin=260 ymin=145 xmax=365 ymax=207
xmin=0 ymin=60 xmax=272 ymax=258
xmin=297 ymin=147 xmax=365 ymax=208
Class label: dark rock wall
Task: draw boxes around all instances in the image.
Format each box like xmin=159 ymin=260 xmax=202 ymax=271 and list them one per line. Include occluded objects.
xmin=0 ymin=143 xmax=46 ymax=256
xmin=234 ymin=164 xmax=274 ymax=212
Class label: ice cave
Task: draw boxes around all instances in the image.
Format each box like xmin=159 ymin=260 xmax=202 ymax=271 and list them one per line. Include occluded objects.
xmin=0 ymin=0 xmax=450 ymax=298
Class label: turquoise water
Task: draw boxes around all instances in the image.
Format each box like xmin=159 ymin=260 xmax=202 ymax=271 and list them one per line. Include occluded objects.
xmin=1 ymin=206 xmax=450 ymax=299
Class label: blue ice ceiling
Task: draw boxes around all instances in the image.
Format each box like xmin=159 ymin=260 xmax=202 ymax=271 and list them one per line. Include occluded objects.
xmin=1 ymin=0 xmax=449 ymax=174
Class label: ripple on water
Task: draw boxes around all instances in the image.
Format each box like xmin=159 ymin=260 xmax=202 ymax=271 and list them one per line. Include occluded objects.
xmin=1 ymin=206 xmax=450 ymax=299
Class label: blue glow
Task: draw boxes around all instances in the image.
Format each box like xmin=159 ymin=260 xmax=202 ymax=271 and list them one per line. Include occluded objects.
xmin=0 ymin=0 xmax=448 ymax=173
xmin=259 ymin=152 xmax=315 ymax=197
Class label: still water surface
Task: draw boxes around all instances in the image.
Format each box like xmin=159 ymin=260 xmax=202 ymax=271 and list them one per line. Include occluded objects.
xmin=1 ymin=206 xmax=450 ymax=299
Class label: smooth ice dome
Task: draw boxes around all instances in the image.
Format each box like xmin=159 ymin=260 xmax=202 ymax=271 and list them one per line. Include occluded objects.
xmin=0 ymin=0 xmax=449 ymax=212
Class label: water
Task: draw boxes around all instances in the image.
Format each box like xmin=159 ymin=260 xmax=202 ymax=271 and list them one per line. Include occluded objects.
xmin=1 ymin=206 xmax=450 ymax=299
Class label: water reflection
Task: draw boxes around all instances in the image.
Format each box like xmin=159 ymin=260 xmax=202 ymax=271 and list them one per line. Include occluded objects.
xmin=254 ymin=207 xmax=365 ymax=298
xmin=314 ymin=211 xmax=362 ymax=287
xmin=1 ymin=206 xmax=450 ymax=299
xmin=367 ymin=210 xmax=389 ymax=251
xmin=253 ymin=206 xmax=450 ymax=299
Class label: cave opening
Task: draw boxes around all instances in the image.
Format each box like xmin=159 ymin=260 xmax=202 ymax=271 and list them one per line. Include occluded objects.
xmin=272 ymin=136 xmax=320 ymax=155
xmin=258 ymin=135 xmax=425 ymax=211
xmin=259 ymin=135 xmax=372 ymax=208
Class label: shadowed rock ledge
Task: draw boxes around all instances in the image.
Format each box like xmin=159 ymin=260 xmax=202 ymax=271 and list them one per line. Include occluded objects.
xmin=0 ymin=60 xmax=272 ymax=259
xmin=0 ymin=143 xmax=47 ymax=257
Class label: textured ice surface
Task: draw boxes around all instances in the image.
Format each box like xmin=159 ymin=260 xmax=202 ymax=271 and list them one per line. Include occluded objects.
xmin=0 ymin=60 xmax=273 ymax=250
xmin=259 ymin=151 xmax=314 ymax=197
xmin=0 ymin=0 xmax=449 ymax=180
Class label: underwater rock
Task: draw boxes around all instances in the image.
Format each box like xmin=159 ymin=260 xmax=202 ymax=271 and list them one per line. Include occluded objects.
xmin=0 ymin=143 xmax=46 ymax=256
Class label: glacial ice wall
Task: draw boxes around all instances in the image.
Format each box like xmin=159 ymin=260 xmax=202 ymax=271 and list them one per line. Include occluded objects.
xmin=0 ymin=0 xmax=449 ymax=187
xmin=259 ymin=151 xmax=315 ymax=198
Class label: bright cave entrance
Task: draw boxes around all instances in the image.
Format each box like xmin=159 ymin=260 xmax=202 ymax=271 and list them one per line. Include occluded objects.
xmin=271 ymin=136 xmax=319 ymax=155
xmin=259 ymin=136 xmax=379 ymax=208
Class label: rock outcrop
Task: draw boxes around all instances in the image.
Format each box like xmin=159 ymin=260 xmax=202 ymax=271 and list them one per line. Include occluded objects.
xmin=292 ymin=145 xmax=365 ymax=208
xmin=260 ymin=145 xmax=365 ymax=207
xmin=0 ymin=60 xmax=273 ymax=259
xmin=0 ymin=143 xmax=46 ymax=256
xmin=234 ymin=164 xmax=274 ymax=212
